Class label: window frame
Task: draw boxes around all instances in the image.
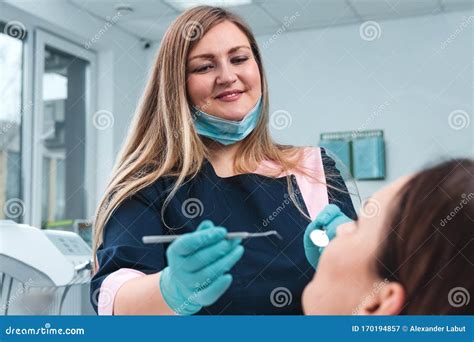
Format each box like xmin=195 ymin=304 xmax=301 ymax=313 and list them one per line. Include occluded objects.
xmin=32 ymin=29 xmax=97 ymax=228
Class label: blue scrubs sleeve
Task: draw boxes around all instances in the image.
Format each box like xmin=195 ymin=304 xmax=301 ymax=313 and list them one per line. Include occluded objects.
xmin=90 ymin=189 xmax=166 ymax=313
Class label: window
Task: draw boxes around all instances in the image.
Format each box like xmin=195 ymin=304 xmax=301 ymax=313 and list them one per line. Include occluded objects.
xmin=0 ymin=21 xmax=26 ymax=222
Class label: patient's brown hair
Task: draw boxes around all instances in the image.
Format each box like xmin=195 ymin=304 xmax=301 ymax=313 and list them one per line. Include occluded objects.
xmin=377 ymin=159 xmax=473 ymax=314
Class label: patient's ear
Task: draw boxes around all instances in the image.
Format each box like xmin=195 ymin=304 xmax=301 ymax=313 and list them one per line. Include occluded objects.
xmin=359 ymin=282 xmax=405 ymax=315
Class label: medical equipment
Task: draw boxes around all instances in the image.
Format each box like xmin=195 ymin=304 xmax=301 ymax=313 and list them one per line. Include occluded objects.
xmin=0 ymin=220 xmax=92 ymax=315
xmin=310 ymin=229 xmax=329 ymax=247
xmin=142 ymin=230 xmax=282 ymax=244
xmin=45 ymin=219 xmax=93 ymax=247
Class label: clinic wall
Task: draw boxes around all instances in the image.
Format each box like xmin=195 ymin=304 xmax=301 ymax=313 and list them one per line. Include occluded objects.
xmin=255 ymin=10 xmax=473 ymax=200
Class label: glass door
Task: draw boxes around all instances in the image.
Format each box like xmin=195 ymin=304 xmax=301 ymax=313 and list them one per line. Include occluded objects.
xmin=32 ymin=30 xmax=96 ymax=230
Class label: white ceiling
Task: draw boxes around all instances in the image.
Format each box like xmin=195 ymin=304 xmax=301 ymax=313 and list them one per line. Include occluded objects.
xmin=68 ymin=0 xmax=474 ymax=41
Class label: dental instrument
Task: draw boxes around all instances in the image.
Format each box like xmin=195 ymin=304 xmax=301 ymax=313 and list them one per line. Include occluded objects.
xmin=142 ymin=230 xmax=282 ymax=244
xmin=309 ymin=229 xmax=329 ymax=247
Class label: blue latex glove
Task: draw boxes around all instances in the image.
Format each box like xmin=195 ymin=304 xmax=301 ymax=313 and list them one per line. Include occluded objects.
xmin=304 ymin=204 xmax=352 ymax=269
xmin=159 ymin=220 xmax=244 ymax=315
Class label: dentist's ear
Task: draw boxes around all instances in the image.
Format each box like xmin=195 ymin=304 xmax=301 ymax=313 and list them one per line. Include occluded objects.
xmin=358 ymin=282 xmax=405 ymax=315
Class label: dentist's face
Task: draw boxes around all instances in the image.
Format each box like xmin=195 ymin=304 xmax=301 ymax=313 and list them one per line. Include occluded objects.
xmin=186 ymin=20 xmax=262 ymax=121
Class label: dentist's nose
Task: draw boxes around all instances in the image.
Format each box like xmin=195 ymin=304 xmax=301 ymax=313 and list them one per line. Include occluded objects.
xmin=216 ymin=62 xmax=237 ymax=85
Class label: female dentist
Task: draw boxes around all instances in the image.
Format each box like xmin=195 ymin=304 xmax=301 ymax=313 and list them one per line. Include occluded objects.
xmin=91 ymin=5 xmax=356 ymax=315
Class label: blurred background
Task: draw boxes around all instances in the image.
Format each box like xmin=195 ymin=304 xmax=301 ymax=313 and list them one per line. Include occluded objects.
xmin=0 ymin=0 xmax=472 ymax=315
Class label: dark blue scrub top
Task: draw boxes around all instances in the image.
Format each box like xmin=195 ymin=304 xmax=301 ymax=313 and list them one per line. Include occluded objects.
xmin=91 ymin=148 xmax=356 ymax=315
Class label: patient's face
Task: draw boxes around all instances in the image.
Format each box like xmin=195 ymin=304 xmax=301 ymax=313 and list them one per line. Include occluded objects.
xmin=302 ymin=177 xmax=409 ymax=315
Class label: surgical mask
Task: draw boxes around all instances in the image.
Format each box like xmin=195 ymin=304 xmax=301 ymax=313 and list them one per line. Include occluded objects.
xmin=191 ymin=95 xmax=262 ymax=145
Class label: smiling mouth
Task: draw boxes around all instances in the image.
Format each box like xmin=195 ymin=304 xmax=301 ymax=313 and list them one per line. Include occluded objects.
xmin=215 ymin=90 xmax=245 ymax=99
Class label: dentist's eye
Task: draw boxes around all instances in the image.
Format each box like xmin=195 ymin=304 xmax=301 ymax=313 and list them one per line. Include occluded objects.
xmin=194 ymin=64 xmax=214 ymax=73
xmin=232 ymin=56 xmax=249 ymax=64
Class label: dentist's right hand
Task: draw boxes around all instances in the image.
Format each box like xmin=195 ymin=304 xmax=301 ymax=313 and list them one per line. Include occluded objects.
xmin=159 ymin=220 xmax=244 ymax=315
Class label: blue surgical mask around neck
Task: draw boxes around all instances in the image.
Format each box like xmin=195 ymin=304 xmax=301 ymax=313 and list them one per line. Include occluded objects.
xmin=191 ymin=95 xmax=263 ymax=146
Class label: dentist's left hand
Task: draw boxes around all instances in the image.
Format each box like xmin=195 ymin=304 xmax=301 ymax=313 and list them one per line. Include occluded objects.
xmin=303 ymin=204 xmax=352 ymax=269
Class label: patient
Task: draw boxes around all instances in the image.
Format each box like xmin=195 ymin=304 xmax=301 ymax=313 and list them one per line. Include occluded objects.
xmin=303 ymin=159 xmax=473 ymax=315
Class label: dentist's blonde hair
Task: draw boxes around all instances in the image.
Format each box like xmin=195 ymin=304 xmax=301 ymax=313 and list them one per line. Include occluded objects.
xmin=92 ymin=6 xmax=329 ymax=269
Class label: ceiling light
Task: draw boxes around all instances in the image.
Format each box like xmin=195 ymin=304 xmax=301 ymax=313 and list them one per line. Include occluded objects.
xmin=165 ymin=0 xmax=252 ymax=11
xmin=114 ymin=4 xmax=134 ymax=15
